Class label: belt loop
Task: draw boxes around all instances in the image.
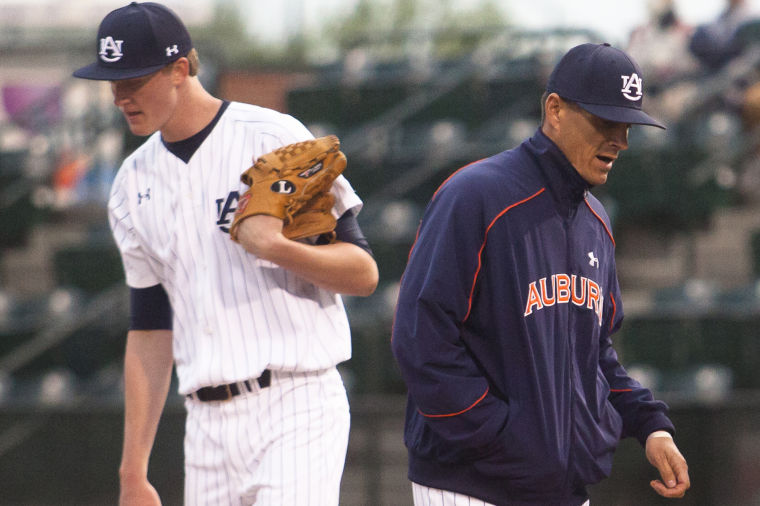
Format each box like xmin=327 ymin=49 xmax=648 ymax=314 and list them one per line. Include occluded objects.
xmin=257 ymin=369 xmax=271 ymax=388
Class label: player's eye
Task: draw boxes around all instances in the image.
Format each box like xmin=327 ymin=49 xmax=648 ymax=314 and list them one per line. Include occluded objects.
xmin=112 ymin=72 xmax=157 ymax=94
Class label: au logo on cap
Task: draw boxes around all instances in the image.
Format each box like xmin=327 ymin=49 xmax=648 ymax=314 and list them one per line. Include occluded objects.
xmin=621 ymin=73 xmax=643 ymax=102
xmin=99 ymin=36 xmax=124 ymax=63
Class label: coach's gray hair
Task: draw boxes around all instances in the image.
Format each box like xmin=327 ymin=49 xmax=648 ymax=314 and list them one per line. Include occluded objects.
xmin=540 ymin=91 xmax=550 ymax=124
xmin=541 ymin=92 xmax=580 ymax=125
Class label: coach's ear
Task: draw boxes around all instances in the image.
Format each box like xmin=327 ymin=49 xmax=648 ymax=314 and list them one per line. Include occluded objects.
xmin=543 ymin=93 xmax=562 ymax=130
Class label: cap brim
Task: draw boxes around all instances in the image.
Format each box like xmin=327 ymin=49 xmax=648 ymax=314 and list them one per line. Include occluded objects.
xmin=72 ymin=61 xmax=166 ymax=81
xmin=577 ymin=102 xmax=666 ymax=129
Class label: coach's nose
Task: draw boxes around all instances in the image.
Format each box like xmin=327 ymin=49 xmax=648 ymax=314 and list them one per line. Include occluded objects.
xmin=609 ymin=123 xmax=629 ymax=151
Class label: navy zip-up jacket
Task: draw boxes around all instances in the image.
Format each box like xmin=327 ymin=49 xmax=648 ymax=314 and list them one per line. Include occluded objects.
xmin=391 ymin=129 xmax=674 ymax=506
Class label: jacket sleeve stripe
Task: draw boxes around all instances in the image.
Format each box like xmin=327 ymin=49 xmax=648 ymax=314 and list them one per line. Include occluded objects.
xmin=584 ymin=199 xmax=616 ymax=246
xmin=399 ymin=160 xmax=484 ymax=283
xmin=431 ymin=159 xmax=484 ymax=202
xmin=463 ymin=188 xmax=547 ymax=322
xmin=418 ymin=386 xmax=490 ymax=418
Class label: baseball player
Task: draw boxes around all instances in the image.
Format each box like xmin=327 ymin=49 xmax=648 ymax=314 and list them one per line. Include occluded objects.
xmin=391 ymin=43 xmax=690 ymax=505
xmin=72 ymin=3 xmax=378 ymax=505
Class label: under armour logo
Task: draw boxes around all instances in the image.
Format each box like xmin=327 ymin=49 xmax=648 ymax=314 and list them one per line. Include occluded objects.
xmin=621 ymin=73 xmax=643 ymax=101
xmin=137 ymin=188 xmax=151 ymax=205
xmin=99 ymin=36 xmax=124 ymax=63
xmin=166 ymin=45 xmax=179 ymax=57
xmin=588 ymin=251 xmax=599 ymax=268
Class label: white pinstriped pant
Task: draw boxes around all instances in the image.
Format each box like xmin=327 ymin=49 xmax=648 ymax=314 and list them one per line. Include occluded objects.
xmin=412 ymin=482 xmax=591 ymax=506
xmin=183 ymin=367 xmax=350 ymax=506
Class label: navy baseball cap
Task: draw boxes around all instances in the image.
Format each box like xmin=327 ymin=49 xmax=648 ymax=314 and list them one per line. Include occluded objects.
xmin=546 ymin=43 xmax=665 ymax=129
xmin=73 ymin=2 xmax=192 ymax=81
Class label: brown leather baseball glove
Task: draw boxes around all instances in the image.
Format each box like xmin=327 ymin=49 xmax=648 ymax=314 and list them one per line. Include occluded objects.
xmin=229 ymin=135 xmax=346 ymax=242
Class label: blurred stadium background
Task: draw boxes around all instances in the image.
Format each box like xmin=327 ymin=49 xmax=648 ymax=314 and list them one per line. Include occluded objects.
xmin=2 ymin=0 xmax=760 ymax=504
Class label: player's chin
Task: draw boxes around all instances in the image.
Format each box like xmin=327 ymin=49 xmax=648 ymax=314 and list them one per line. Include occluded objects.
xmin=126 ymin=121 xmax=155 ymax=137
xmin=123 ymin=114 xmax=151 ymax=136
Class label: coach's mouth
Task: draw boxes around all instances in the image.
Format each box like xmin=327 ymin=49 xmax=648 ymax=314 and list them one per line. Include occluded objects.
xmin=596 ymin=154 xmax=617 ymax=169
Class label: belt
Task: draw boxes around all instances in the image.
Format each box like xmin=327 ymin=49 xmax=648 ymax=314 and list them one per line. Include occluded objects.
xmin=188 ymin=369 xmax=271 ymax=402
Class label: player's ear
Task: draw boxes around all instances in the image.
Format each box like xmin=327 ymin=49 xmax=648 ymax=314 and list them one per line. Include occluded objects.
xmin=170 ymin=57 xmax=190 ymax=83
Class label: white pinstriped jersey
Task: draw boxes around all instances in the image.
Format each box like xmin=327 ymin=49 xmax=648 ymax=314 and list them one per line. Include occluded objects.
xmin=108 ymin=102 xmax=361 ymax=394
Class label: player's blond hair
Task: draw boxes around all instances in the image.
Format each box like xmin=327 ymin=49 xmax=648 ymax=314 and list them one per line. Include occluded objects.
xmin=164 ymin=48 xmax=199 ymax=77
xmin=186 ymin=48 xmax=200 ymax=76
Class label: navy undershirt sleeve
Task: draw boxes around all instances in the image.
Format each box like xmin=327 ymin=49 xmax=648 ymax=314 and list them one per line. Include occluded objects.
xmin=317 ymin=209 xmax=373 ymax=256
xmin=130 ymin=284 xmax=173 ymax=330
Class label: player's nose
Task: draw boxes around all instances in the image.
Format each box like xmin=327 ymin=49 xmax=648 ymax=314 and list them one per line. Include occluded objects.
xmin=110 ymin=81 xmax=132 ymax=105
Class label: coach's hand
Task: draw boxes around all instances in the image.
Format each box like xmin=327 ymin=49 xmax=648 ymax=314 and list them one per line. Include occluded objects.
xmin=119 ymin=475 xmax=161 ymax=506
xmin=645 ymin=434 xmax=690 ymax=498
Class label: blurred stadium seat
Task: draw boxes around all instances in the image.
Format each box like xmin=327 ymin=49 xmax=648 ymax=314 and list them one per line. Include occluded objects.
xmin=52 ymin=240 xmax=124 ymax=295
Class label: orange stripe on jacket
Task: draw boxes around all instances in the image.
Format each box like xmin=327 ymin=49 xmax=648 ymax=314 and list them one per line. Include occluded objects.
xmin=419 ymin=387 xmax=490 ymax=418
xmin=463 ymin=188 xmax=546 ymax=322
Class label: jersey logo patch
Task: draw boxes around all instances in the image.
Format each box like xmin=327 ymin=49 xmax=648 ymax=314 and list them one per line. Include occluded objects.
xmin=216 ymin=191 xmax=240 ymax=233
xmin=588 ymin=251 xmax=599 ymax=268
xmin=99 ymin=36 xmax=124 ymax=63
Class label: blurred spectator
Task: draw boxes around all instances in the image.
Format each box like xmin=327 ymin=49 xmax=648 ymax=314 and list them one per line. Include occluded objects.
xmin=742 ymin=79 xmax=760 ymax=131
xmin=624 ymin=0 xmax=701 ymax=125
xmin=689 ymin=0 xmax=760 ymax=70
xmin=736 ymin=75 xmax=760 ymax=203
xmin=687 ymin=1 xmax=760 ymax=204
xmin=627 ymin=0 xmax=699 ymax=87
xmin=52 ymin=150 xmax=90 ymax=208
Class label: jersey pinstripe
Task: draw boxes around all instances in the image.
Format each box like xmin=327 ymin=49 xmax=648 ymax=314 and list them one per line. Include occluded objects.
xmin=108 ymin=102 xmax=361 ymax=394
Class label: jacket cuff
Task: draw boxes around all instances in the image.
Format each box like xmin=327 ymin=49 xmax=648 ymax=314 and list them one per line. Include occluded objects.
xmin=635 ymin=415 xmax=675 ymax=447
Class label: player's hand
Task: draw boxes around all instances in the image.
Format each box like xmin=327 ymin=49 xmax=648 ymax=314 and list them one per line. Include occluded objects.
xmin=235 ymin=214 xmax=287 ymax=260
xmin=119 ymin=476 xmax=161 ymax=506
xmin=645 ymin=435 xmax=690 ymax=498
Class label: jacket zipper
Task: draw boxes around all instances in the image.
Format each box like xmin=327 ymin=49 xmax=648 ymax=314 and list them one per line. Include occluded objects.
xmin=561 ymin=212 xmax=577 ymax=495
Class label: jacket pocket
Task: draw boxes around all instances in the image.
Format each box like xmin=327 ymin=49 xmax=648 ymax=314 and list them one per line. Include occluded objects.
xmin=471 ymin=405 xmax=568 ymax=492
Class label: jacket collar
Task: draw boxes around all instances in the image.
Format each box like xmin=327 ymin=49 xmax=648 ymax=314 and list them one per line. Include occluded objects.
xmin=526 ymin=128 xmax=590 ymax=210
